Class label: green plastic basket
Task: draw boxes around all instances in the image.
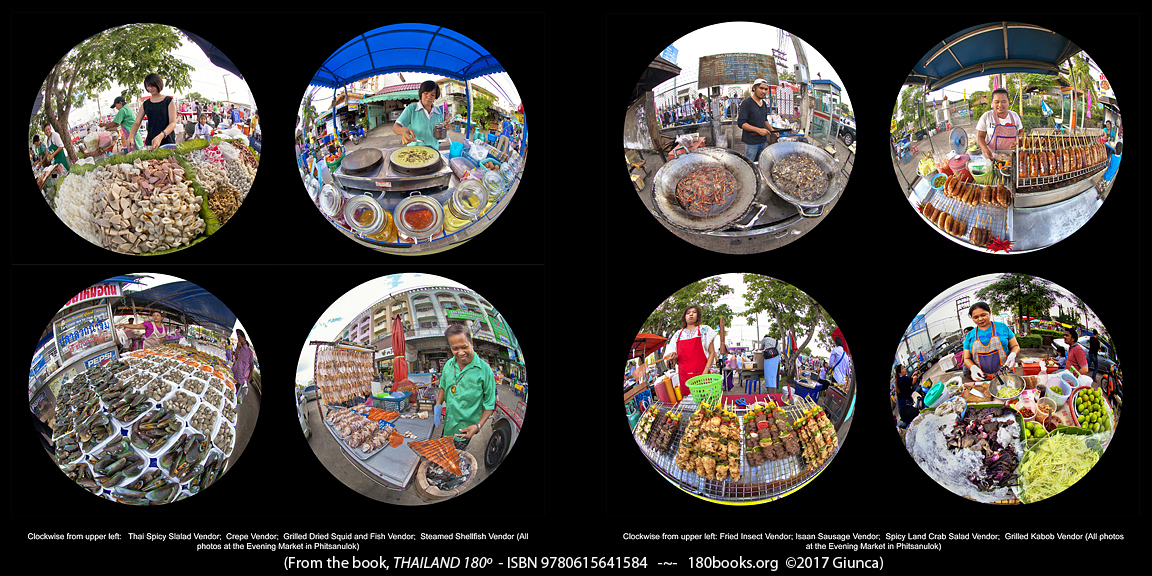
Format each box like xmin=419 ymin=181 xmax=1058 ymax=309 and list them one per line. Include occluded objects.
xmin=685 ymin=374 xmax=723 ymax=406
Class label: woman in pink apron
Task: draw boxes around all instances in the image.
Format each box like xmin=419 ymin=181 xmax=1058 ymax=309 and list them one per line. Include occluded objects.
xmin=976 ymin=89 xmax=1021 ymax=160
xmin=661 ymin=305 xmax=717 ymax=398
xmin=122 ymin=311 xmax=169 ymax=349
xmin=962 ymin=302 xmax=1020 ymax=381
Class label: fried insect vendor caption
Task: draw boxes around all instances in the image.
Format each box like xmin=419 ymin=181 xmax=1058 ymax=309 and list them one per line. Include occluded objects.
xmin=625 ymin=531 xmax=1125 ymax=552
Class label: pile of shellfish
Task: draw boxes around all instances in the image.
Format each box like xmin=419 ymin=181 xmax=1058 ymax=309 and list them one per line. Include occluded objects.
xmin=85 ymin=158 xmax=206 ymax=253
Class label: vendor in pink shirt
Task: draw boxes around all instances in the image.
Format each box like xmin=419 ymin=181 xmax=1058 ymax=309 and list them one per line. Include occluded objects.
xmin=121 ymin=311 xmax=169 ymax=348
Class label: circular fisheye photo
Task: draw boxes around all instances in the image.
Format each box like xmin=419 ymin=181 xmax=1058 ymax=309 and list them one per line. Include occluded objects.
xmin=623 ymin=274 xmax=855 ymax=504
xmin=31 ymin=24 xmax=260 ymax=254
xmin=892 ymin=273 xmax=1123 ymax=504
xmin=28 ymin=273 xmax=258 ymax=504
xmin=623 ymin=22 xmax=855 ymax=253
xmin=298 ymin=24 xmax=526 ymax=254
xmin=297 ymin=274 xmax=528 ymax=503
xmin=893 ymin=22 xmax=1121 ymax=253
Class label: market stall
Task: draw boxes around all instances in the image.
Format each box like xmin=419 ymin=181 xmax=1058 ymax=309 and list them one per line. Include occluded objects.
xmin=33 ymin=275 xmax=244 ymax=504
xmin=52 ymin=133 xmax=258 ymax=254
xmin=904 ymin=362 xmax=1115 ymax=504
xmin=310 ymin=339 xmax=469 ymax=494
xmin=633 ymin=394 xmax=840 ymax=504
xmin=304 ymin=23 xmax=526 ymax=254
xmin=901 ymin=22 xmax=1116 ymax=252
xmin=626 ymin=45 xmax=848 ymax=252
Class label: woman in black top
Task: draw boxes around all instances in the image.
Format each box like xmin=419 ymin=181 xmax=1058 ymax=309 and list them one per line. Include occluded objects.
xmin=893 ymin=364 xmax=921 ymax=426
xmin=128 ymin=73 xmax=179 ymax=150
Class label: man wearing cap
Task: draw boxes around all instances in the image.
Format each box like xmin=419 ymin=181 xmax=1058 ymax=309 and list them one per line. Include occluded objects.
xmin=737 ymin=79 xmax=773 ymax=163
xmin=102 ymin=97 xmax=144 ymax=152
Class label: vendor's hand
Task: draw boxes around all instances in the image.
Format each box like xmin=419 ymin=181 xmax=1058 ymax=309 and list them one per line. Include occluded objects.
xmin=970 ymin=364 xmax=986 ymax=381
xmin=400 ymin=128 xmax=415 ymax=145
xmin=433 ymin=404 xmax=442 ymax=428
xmin=662 ymin=352 xmax=677 ymax=364
xmin=1005 ymin=352 xmax=1017 ymax=370
xmin=456 ymin=424 xmax=481 ymax=440
xmin=151 ymin=133 xmax=164 ymax=150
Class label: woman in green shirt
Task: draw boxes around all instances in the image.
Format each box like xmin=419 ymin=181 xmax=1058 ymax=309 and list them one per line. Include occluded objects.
xmin=392 ymin=80 xmax=445 ymax=148
xmin=435 ymin=324 xmax=496 ymax=449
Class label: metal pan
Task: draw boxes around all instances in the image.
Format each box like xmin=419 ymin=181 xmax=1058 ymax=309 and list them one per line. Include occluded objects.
xmin=757 ymin=141 xmax=842 ymax=218
xmin=342 ymin=148 xmax=384 ymax=175
xmin=389 ymin=145 xmax=443 ymax=175
xmin=651 ymin=147 xmax=767 ymax=232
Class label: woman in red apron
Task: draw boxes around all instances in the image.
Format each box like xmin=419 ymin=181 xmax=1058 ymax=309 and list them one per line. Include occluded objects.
xmin=661 ymin=305 xmax=717 ymax=397
xmin=962 ymin=302 xmax=1020 ymax=381
xmin=976 ymin=89 xmax=1020 ymax=160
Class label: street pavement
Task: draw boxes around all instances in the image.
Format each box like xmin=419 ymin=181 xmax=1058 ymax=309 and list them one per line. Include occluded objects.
xmin=302 ymin=380 xmax=526 ymax=504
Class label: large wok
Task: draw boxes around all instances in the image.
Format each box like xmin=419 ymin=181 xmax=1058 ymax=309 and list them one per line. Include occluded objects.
xmin=757 ymin=141 xmax=842 ymax=218
xmin=651 ymin=147 xmax=770 ymax=233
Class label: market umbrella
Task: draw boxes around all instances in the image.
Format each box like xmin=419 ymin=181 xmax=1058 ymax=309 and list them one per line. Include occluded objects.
xmin=391 ymin=315 xmax=408 ymax=384
xmin=832 ymin=327 xmax=851 ymax=356
xmin=629 ymin=333 xmax=667 ymax=360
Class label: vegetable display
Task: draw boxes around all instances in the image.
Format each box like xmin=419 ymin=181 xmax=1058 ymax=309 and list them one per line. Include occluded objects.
xmin=1017 ymin=433 xmax=1101 ymax=504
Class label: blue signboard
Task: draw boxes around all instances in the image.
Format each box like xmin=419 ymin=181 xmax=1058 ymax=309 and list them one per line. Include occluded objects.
xmin=660 ymin=45 xmax=678 ymax=65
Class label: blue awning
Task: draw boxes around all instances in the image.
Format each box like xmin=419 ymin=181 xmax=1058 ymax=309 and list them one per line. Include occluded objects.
xmin=311 ymin=23 xmax=504 ymax=88
xmin=907 ymin=22 xmax=1080 ymax=92
xmin=122 ymin=281 xmax=237 ymax=330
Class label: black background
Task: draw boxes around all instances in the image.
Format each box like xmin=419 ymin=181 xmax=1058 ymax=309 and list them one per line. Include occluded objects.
xmin=9 ymin=8 xmax=1142 ymax=563
xmin=602 ymin=11 xmax=1140 ymax=531
xmin=11 ymin=10 xmax=549 ymax=539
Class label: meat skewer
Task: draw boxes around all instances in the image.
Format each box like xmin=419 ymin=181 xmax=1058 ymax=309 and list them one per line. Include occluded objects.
xmin=1052 ymin=135 xmax=1063 ymax=174
xmin=1037 ymin=135 xmax=1049 ymax=176
xmin=1028 ymin=135 xmax=1039 ymax=178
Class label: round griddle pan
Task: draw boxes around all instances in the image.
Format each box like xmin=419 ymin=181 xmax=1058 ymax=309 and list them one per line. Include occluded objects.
xmin=390 ymin=145 xmax=443 ymax=175
xmin=342 ymin=148 xmax=384 ymax=175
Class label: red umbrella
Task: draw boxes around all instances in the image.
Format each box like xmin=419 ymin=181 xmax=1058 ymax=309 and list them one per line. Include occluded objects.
xmin=629 ymin=333 xmax=667 ymax=359
xmin=832 ymin=327 xmax=851 ymax=356
xmin=391 ymin=315 xmax=408 ymax=383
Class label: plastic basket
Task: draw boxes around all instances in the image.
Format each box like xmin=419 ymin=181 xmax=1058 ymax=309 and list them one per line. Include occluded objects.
xmin=685 ymin=374 xmax=723 ymax=406
xmin=380 ymin=391 xmax=410 ymax=412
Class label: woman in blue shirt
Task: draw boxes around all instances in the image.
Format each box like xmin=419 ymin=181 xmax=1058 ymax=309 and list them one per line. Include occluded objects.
xmin=962 ymin=302 xmax=1020 ymax=381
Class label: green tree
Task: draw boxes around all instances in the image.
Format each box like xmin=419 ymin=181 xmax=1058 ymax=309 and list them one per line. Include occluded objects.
xmin=641 ymin=277 xmax=735 ymax=340
xmin=974 ymin=274 xmax=1058 ymax=336
xmin=37 ymin=24 xmax=194 ymax=163
xmin=741 ymin=275 xmax=834 ymax=382
xmin=471 ymin=92 xmax=496 ymax=133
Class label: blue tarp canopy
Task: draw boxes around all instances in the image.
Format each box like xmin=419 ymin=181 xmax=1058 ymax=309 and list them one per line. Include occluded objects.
xmin=310 ymin=23 xmax=504 ymax=88
xmin=906 ymin=22 xmax=1080 ymax=92
xmin=121 ymin=281 xmax=237 ymax=331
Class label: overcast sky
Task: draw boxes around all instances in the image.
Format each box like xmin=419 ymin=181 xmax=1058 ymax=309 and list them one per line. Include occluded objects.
xmin=651 ymin=21 xmax=852 ymax=111
xmin=294 ymin=273 xmax=474 ymax=385
xmin=61 ymin=25 xmax=256 ymax=125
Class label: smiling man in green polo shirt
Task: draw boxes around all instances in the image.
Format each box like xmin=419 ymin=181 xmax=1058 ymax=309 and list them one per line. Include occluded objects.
xmin=436 ymin=324 xmax=496 ymax=449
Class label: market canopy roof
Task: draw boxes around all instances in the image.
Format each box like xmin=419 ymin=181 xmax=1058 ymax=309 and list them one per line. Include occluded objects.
xmin=906 ymin=22 xmax=1081 ymax=93
xmin=629 ymin=333 xmax=667 ymax=359
xmin=119 ymin=281 xmax=237 ymax=331
xmin=310 ymin=23 xmax=504 ymax=89
xmin=179 ymin=28 xmax=244 ymax=79
xmin=361 ymin=90 xmax=417 ymax=104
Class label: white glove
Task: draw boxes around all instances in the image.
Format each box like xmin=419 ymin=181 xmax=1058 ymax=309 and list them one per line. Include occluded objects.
xmin=970 ymin=364 xmax=986 ymax=381
xmin=1004 ymin=352 xmax=1017 ymax=371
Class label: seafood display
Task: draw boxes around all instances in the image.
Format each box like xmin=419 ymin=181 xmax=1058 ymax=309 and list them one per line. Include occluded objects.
xmin=52 ymin=138 xmax=258 ymax=254
xmin=45 ymin=344 xmax=238 ymax=504
xmin=770 ymin=154 xmax=830 ymax=201
xmin=674 ymin=166 xmax=736 ymax=216
xmin=407 ymin=437 xmax=463 ymax=476
xmin=314 ymin=346 xmax=373 ymax=404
